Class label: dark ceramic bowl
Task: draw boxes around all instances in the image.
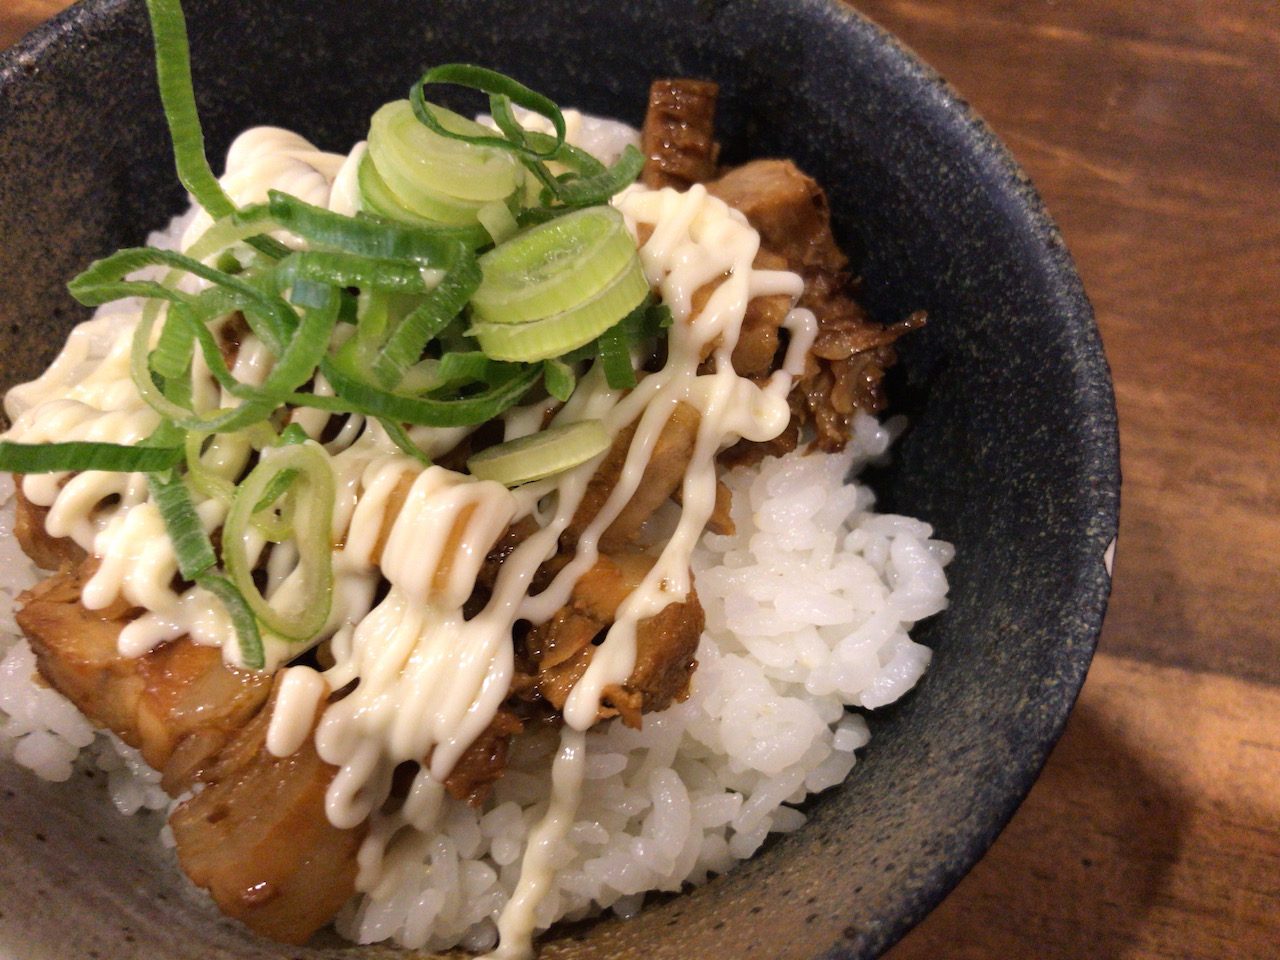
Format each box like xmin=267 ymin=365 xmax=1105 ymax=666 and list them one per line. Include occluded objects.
xmin=0 ymin=0 xmax=1119 ymax=957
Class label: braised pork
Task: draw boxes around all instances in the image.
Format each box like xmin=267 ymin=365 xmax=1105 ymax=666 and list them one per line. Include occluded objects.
xmin=442 ymin=708 xmax=524 ymax=806
xmin=169 ymin=682 xmax=364 ymax=945
xmin=16 ymin=561 xmax=271 ymax=793
xmin=568 ymin=400 xmax=701 ymax=552
xmin=13 ymin=484 xmax=85 ymax=570
xmin=518 ymin=552 xmax=702 ymax=728
xmin=707 ymin=158 xmax=921 ymax=450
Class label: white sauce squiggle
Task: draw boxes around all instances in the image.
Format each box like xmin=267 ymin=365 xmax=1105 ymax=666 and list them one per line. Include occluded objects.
xmin=4 ymin=122 xmax=816 ymax=959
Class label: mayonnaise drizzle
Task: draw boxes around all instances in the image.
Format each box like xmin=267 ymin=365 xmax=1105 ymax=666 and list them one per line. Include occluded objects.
xmin=3 ymin=122 xmax=818 ymax=959
xmin=488 ymin=727 xmax=586 ymax=959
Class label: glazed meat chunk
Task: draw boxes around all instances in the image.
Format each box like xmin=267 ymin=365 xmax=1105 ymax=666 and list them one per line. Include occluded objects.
xmin=442 ymin=708 xmax=524 ymax=806
xmin=706 ymin=158 xmax=848 ymax=275
xmin=13 ymin=485 xmax=85 ymax=570
xmin=169 ymin=681 xmax=366 ymax=945
xmin=519 ymin=552 xmax=703 ymax=728
xmin=16 ymin=561 xmax=272 ymax=793
xmin=568 ymin=401 xmax=701 ymax=552
xmin=708 ymin=158 xmax=923 ymax=450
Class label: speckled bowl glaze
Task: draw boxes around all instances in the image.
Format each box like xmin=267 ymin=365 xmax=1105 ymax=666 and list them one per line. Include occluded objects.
xmin=0 ymin=0 xmax=1119 ymax=957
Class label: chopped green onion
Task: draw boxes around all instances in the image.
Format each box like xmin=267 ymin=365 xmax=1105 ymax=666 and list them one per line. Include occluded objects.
xmin=70 ymin=246 xmax=296 ymax=354
xmin=142 ymin=0 xmax=284 ymax=261
xmin=276 ymin=249 xmax=443 ymax=294
xmin=355 ymin=154 xmax=494 ymax=249
xmin=542 ymin=359 xmax=576 ymax=401
xmin=320 ymin=358 xmax=540 ymax=427
xmin=471 ymin=206 xmax=639 ymax=325
xmin=183 ymin=431 xmax=239 ymax=503
xmin=128 ymin=277 xmax=337 ymax=435
xmin=378 ymin=418 xmax=432 ymax=465
xmin=436 ymin=351 xmax=488 ymax=384
xmin=151 ymin=308 xmax=196 ymax=380
xmin=411 ymin=64 xmax=566 ymax=161
xmin=467 ymin=420 xmax=609 ymax=486
xmin=369 ymin=99 xmax=522 ymax=203
xmin=517 ymin=128 xmax=607 ymax=179
xmin=143 ymin=0 xmax=233 ymax=220
xmin=596 ymin=321 xmax=637 ymax=389
xmin=265 ymin=190 xmax=470 ymax=264
xmin=368 ymin=255 xmax=480 ymax=388
xmin=539 ymin=145 xmax=645 ymax=208
xmin=277 ymin=423 xmax=310 ymax=446
xmin=478 ymin=200 xmax=519 ymax=244
xmin=196 ymin=572 xmax=265 ymax=670
xmin=0 ymin=441 xmax=183 ymax=474
xmin=147 ymin=469 xmax=217 ymax=579
xmin=468 ymin=257 xmax=650 ymax=362
xmin=223 ymin=441 xmax=335 ymax=643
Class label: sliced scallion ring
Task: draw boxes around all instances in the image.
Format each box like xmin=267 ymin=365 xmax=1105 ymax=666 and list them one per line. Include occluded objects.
xmin=478 ymin=200 xmax=519 ymax=245
xmin=369 ymin=100 xmax=522 ymax=203
xmin=468 ymin=256 xmax=649 ymax=362
xmin=471 ymin=206 xmax=638 ymax=324
xmin=355 ymin=154 xmax=496 ymax=248
xmin=467 ymin=420 xmax=610 ymax=486
xmin=223 ymin=441 xmax=335 ymax=643
xmin=364 ymin=148 xmax=509 ymax=228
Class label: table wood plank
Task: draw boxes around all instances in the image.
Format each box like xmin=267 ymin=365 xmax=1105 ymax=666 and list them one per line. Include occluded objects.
xmin=887 ymin=653 xmax=1280 ymax=960
xmin=0 ymin=0 xmax=68 ymax=51
xmin=854 ymin=0 xmax=1280 ymax=686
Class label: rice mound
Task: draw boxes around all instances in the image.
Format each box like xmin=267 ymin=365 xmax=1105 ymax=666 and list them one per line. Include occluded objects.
xmin=0 ymin=416 xmax=951 ymax=950
xmin=0 ymin=204 xmax=952 ymax=953
xmin=335 ymin=418 xmax=952 ymax=951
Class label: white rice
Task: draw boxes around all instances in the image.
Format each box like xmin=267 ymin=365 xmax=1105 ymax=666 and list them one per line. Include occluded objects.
xmin=0 ymin=204 xmax=953 ymax=951
xmin=332 ymin=421 xmax=951 ymax=950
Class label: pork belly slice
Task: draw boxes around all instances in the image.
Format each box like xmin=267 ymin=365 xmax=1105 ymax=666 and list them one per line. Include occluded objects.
xmin=641 ymin=78 xmax=720 ymax=190
xmin=13 ymin=484 xmax=85 ymax=570
xmin=519 ymin=552 xmax=703 ymax=729
xmin=15 ymin=562 xmax=272 ymax=793
xmin=169 ymin=681 xmax=365 ymax=945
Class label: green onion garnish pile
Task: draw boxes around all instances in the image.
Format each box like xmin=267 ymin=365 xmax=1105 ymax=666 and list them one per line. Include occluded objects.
xmin=0 ymin=0 xmax=671 ymax=669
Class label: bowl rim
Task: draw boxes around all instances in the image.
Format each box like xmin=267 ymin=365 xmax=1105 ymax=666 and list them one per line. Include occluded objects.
xmin=0 ymin=1 xmax=1121 ymax=957
xmin=811 ymin=3 xmax=1121 ymax=956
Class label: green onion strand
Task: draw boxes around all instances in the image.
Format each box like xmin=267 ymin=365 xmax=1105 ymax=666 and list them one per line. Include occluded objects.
xmin=597 ymin=320 xmax=638 ymax=389
xmin=411 ymin=64 xmax=566 ymax=160
xmin=265 ymin=191 xmax=464 ymax=264
xmin=540 ymin=145 xmax=645 ymax=208
xmin=369 ymin=255 xmax=480 ymax=387
xmin=378 ymin=418 xmax=432 ymax=465
xmin=223 ymin=442 xmax=335 ymax=644
xmin=143 ymin=0 xmax=233 ymax=220
xmin=321 ymin=358 xmax=540 ymax=427
xmin=0 ymin=441 xmax=183 ymax=474
xmin=70 ymin=246 xmax=295 ymax=354
xmin=147 ymin=469 xmax=217 ymax=579
xmin=542 ymin=358 xmax=576 ymax=401
xmin=196 ymin=572 xmax=265 ymax=670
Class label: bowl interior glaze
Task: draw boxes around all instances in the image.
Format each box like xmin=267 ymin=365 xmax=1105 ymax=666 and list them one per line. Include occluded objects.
xmin=0 ymin=1 xmax=1118 ymax=958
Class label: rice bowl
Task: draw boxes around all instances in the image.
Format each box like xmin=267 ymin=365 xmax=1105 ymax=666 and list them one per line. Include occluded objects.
xmin=0 ymin=1 xmax=1116 ymax=960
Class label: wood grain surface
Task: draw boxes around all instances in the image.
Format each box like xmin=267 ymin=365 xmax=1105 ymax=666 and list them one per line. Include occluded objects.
xmin=3 ymin=1 xmax=1278 ymax=958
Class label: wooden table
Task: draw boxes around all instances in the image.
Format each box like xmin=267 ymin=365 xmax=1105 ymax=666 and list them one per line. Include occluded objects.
xmin=4 ymin=2 xmax=1278 ymax=958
